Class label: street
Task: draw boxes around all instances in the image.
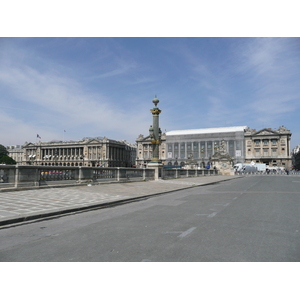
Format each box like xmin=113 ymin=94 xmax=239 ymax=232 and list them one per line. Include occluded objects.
xmin=0 ymin=176 xmax=300 ymax=261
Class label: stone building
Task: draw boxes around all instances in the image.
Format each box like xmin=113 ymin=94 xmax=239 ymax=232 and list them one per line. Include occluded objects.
xmin=136 ymin=126 xmax=247 ymax=168
xmin=244 ymin=126 xmax=292 ymax=168
xmin=6 ymin=145 xmax=24 ymax=165
xmin=136 ymin=125 xmax=293 ymax=169
xmin=22 ymin=137 xmax=136 ymax=167
xmin=135 ymin=133 xmax=167 ymax=168
xmin=165 ymin=126 xmax=247 ymax=168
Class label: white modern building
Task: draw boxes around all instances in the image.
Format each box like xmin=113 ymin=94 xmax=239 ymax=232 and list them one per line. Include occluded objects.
xmin=165 ymin=126 xmax=247 ymax=168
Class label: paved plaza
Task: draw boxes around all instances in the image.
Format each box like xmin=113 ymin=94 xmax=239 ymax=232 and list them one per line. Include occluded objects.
xmin=0 ymin=176 xmax=237 ymax=226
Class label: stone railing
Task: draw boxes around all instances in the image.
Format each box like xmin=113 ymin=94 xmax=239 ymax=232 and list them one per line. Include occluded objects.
xmin=0 ymin=165 xmax=219 ymax=190
xmin=162 ymin=168 xmax=218 ymax=179
xmin=0 ymin=165 xmax=155 ymax=189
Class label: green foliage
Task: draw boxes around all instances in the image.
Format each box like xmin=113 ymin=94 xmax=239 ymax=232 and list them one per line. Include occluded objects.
xmin=293 ymin=154 xmax=300 ymax=170
xmin=0 ymin=155 xmax=16 ymax=165
xmin=0 ymin=144 xmax=8 ymax=159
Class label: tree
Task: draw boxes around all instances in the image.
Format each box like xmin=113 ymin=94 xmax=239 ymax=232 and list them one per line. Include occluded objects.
xmin=0 ymin=144 xmax=8 ymax=159
xmin=0 ymin=155 xmax=16 ymax=165
xmin=0 ymin=144 xmax=16 ymax=165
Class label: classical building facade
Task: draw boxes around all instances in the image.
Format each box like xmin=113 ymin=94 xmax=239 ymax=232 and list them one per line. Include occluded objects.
xmin=136 ymin=126 xmax=247 ymax=168
xmin=6 ymin=145 xmax=25 ymax=165
xmin=135 ymin=133 xmax=167 ymax=168
xmin=165 ymin=126 xmax=247 ymax=168
xmin=22 ymin=137 xmax=136 ymax=167
xmin=244 ymin=126 xmax=292 ymax=168
xmin=136 ymin=125 xmax=293 ymax=169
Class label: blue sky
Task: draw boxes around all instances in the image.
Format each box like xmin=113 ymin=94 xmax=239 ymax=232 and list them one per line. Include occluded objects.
xmin=1 ymin=37 xmax=300 ymax=149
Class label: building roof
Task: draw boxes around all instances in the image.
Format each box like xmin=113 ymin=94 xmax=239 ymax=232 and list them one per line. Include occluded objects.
xmin=166 ymin=126 xmax=248 ymax=136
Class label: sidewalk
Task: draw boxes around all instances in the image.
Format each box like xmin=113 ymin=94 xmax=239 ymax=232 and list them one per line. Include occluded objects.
xmin=0 ymin=175 xmax=240 ymax=227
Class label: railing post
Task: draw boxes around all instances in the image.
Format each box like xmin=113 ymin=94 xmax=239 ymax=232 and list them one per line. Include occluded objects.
xmin=14 ymin=165 xmax=19 ymax=188
xmin=78 ymin=166 xmax=82 ymax=183
xmin=117 ymin=168 xmax=120 ymax=182
xmin=35 ymin=167 xmax=40 ymax=186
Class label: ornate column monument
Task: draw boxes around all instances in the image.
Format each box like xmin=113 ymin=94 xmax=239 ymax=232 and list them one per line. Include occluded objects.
xmin=148 ymin=96 xmax=163 ymax=179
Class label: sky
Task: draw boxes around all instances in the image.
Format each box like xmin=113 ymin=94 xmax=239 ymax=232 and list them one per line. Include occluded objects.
xmin=1 ymin=37 xmax=300 ymax=149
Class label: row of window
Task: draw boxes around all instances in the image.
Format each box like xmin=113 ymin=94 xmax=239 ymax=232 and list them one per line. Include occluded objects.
xmin=251 ymin=139 xmax=280 ymax=146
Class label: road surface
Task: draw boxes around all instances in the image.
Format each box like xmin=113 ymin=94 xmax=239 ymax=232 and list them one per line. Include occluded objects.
xmin=0 ymin=176 xmax=299 ymax=261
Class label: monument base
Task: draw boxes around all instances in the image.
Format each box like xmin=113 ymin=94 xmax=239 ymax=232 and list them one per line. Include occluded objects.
xmin=211 ymin=149 xmax=234 ymax=176
xmin=147 ymin=162 xmax=163 ymax=180
xmin=212 ymin=159 xmax=235 ymax=175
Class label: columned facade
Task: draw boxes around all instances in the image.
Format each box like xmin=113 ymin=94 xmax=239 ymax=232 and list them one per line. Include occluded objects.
xmin=165 ymin=127 xmax=246 ymax=168
xmin=22 ymin=137 xmax=136 ymax=167
xmin=136 ymin=126 xmax=247 ymax=168
xmin=244 ymin=126 xmax=292 ymax=168
xmin=136 ymin=133 xmax=166 ymax=168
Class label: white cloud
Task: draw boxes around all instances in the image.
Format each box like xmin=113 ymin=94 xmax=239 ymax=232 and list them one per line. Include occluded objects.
xmin=0 ymin=46 xmax=150 ymax=145
xmin=236 ymin=38 xmax=300 ymax=119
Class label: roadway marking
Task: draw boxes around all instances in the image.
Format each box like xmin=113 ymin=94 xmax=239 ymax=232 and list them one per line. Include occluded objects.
xmin=177 ymin=227 xmax=197 ymax=238
xmin=208 ymin=212 xmax=218 ymax=218
xmin=196 ymin=212 xmax=218 ymax=217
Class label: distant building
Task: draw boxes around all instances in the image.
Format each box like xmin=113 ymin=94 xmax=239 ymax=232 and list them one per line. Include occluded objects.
xmin=21 ymin=137 xmax=136 ymax=167
xmin=244 ymin=126 xmax=292 ymax=168
xmin=136 ymin=125 xmax=293 ymax=169
xmin=136 ymin=126 xmax=247 ymax=168
xmin=136 ymin=133 xmax=167 ymax=168
xmin=165 ymin=126 xmax=247 ymax=168
xmin=6 ymin=145 xmax=24 ymax=165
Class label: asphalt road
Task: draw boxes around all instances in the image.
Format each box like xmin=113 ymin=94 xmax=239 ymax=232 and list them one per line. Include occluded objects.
xmin=0 ymin=175 xmax=299 ymax=261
